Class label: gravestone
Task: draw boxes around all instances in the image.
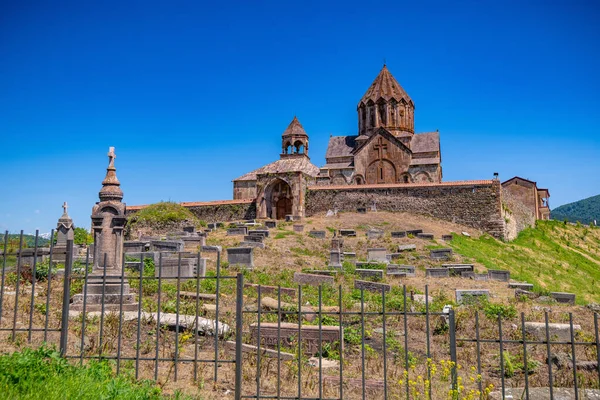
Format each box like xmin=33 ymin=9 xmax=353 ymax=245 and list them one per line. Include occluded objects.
xmin=508 ymin=282 xmax=534 ymax=290
xmin=227 ymin=227 xmax=248 ymax=236
xmin=328 ymin=251 xmax=342 ymax=268
xmin=442 ymin=264 xmax=474 ymax=276
xmin=455 ymin=289 xmax=490 ymax=304
xmin=366 ymin=228 xmax=384 ymax=240
xmin=417 ymin=233 xmax=434 ymax=240
xmin=293 ymin=224 xmax=304 ymax=233
xmin=524 ymin=322 xmax=581 ymax=341
xmin=285 ymin=215 xmax=294 ymax=222
xmin=388 ymin=253 xmax=403 ymax=261
xmin=367 ymin=248 xmax=388 ymax=263
xmin=331 ymin=238 xmax=344 ymax=251
xmin=311 ymin=270 xmax=338 ymax=277
xmin=309 ymin=230 xmax=326 ymax=239
xmin=207 ymin=223 xmax=218 ymax=230
xmin=155 ymin=257 xmax=206 ymax=278
xmin=355 ymin=269 xmax=384 ymax=280
xmin=473 ymin=273 xmax=489 ymax=281
xmin=293 ymin=272 xmax=334 ymax=286
xmin=488 ymin=269 xmax=510 ymax=282
xmin=52 ymin=202 xmax=75 ymax=262
xmin=550 ymin=292 xmax=576 ymax=304
xmin=426 ymin=268 xmax=449 ymax=278
xmin=183 ymin=226 xmax=196 ymax=234
xmin=343 ymin=252 xmax=356 ymax=259
xmin=72 ymin=147 xmax=137 ymax=312
xmin=357 ymin=207 xmax=367 ymax=214
xmin=181 ymin=235 xmax=206 ymax=252
xmin=387 ymin=264 xmax=415 ymax=277
xmin=515 ymin=289 xmax=537 ymax=299
xmin=249 ymin=229 xmax=270 ymax=238
xmin=243 ymin=235 xmax=264 ymax=243
xmin=442 ymin=235 xmax=453 ymax=241
xmin=123 ymin=241 xmax=149 ymax=253
xmin=240 ymin=241 xmax=265 ymax=249
xmin=461 ymin=271 xmax=475 ymax=279
xmin=397 ymin=244 xmax=416 ymax=252
xmin=265 ymin=221 xmax=277 ymax=229
xmin=391 ymin=231 xmax=406 ymax=238
xmin=354 ymin=280 xmax=391 ymax=293
xmin=250 ymin=322 xmax=342 ymax=355
xmin=339 ymin=229 xmax=356 ymax=237
xmin=406 ymin=229 xmax=423 ymax=236
xmin=227 ymin=247 xmax=254 ymax=269
xmin=430 ymin=248 xmax=453 ymax=260
xmin=151 ymin=240 xmax=185 ymax=252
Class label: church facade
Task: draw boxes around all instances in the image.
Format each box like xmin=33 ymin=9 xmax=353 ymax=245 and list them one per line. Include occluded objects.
xmin=232 ymin=65 xmax=443 ymax=219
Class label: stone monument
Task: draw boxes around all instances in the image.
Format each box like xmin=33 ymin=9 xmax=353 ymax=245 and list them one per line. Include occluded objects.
xmin=72 ymin=147 xmax=137 ymax=311
xmin=52 ymin=202 xmax=74 ymax=262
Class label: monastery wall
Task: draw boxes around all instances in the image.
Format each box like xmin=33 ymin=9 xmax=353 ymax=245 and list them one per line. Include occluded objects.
xmin=501 ymin=188 xmax=537 ymax=240
xmin=304 ymin=180 xmax=506 ymax=239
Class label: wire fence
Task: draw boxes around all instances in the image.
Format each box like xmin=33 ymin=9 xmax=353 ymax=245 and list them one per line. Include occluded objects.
xmin=1 ymin=229 xmax=600 ymax=399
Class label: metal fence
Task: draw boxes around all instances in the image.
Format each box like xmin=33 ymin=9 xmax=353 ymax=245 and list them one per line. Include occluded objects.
xmin=1 ymin=229 xmax=600 ymax=399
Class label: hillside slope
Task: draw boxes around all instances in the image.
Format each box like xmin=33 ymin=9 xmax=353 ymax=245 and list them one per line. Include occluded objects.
xmin=551 ymin=194 xmax=600 ymax=224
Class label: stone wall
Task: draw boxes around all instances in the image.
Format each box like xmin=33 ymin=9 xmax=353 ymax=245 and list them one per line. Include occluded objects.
xmin=184 ymin=200 xmax=256 ymax=222
xmin=305 ymin=180 xmax=506 ymax=239
xmin=502 ymin=187 xmax=536 ymax=240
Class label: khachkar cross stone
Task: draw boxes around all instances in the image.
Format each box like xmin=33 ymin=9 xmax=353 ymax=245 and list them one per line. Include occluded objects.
xmin=72 ymin=146 xmax=137 ymax=311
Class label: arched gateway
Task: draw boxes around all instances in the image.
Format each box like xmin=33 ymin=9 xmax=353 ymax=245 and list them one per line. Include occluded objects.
xmin=266 ymin=179 xmax=293 ymax=219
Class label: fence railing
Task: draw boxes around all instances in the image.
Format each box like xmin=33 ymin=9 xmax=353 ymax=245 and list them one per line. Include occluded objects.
xmin=2 ymin=230 xmax=600 ymax=399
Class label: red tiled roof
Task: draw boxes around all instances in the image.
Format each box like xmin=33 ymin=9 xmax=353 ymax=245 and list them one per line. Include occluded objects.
xmin=308 ymin=180 xmax=493 ymax=191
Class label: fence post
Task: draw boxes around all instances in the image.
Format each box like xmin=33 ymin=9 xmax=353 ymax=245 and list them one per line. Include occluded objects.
xmin=448 ymin=308 xmax=458 ymax=395
xmin=234 ymin=273 xmax=244 ymax=400
xmin=60 ymin=239 xmax=74 ymax=356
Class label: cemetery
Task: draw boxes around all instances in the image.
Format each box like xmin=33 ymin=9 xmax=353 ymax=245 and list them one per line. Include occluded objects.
xmin=0 ymin=148 xmax=599 ymax=399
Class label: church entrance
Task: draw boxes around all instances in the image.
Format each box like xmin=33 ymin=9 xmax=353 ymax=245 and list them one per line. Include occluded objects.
xmin=266 ymin=179 xmax=293 ymax=219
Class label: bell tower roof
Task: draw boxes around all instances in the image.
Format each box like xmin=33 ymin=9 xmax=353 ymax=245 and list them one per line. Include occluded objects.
xmin=282 ymin=116 xmax=308 ymax=138
xmin=359 ymin=65 xmax=412 ymax=106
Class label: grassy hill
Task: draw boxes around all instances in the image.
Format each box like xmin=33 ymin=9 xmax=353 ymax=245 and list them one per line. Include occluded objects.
xmin=551 ymin=194 xmax=600 ymax=225
xmin=450 ymin=220 xmax=600 ymax=303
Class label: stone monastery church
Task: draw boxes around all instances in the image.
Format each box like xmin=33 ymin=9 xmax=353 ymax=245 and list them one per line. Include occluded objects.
xmin=233 ymin=65 xmax=443 ymax=219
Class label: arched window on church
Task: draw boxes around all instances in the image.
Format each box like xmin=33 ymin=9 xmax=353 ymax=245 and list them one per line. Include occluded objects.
xmin=379 ymin=103 xmax=386 ymax=125
xmin=369 ymin=106 xmax=375 ymax=127
xmin=379 ymin=167 xmax=384 ymax=181
xmin=403 ymin=175 xmax=409 ymax=183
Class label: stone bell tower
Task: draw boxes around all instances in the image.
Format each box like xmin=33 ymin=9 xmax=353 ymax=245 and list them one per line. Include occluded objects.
xmin=72 ymin=147 xmax=137 ymax=311
xmin=280 ymin=116 xmax=310 ymax=158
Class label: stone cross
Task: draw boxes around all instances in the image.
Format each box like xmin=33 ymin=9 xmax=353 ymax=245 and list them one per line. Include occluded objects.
xmin=107 ymin=146 xmax=116 ymax=168
xmin=62 ymin=201 xmax=68 ymax=214
xmin=373 ymin=137 xmax=387 ymax=161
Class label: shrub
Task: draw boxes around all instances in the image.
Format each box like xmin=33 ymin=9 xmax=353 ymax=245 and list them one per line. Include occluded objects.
xmin=483 ymin=302 xmax=517 ymax=320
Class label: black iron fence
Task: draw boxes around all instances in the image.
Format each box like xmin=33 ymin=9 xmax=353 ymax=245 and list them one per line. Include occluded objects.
xmin=1 ymin=230 xmax=600 ymax=399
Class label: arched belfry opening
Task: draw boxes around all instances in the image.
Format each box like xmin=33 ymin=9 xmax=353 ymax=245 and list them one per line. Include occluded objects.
xmin=265 ymin=179 xmax=293 ymax=219
xmin=281 ymin=116 xmax=310 ymax=159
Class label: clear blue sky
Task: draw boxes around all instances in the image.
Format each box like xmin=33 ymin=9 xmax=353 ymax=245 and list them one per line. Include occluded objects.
xmin=1 ymin=0 xmax=599 ymax=234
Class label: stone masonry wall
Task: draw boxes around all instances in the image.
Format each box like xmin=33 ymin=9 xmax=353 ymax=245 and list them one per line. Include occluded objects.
xmin=185 ymin=201 xmax=256 ymax=222
xmin=305 ymin=180 xmax=506 ymax=239
xmin=502 ymin=187 xmax=536 ymax=240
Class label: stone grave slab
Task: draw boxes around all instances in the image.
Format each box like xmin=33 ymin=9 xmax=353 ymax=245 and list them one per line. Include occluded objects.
xmin=293 ymin=272 xmax=334 ymax=286
xmin=181 ymin=236 xmax=206 ymax=252
xmin=155 ymin=257 xmax=206 ymax=278
xmin=311 ymin=270 xmax=338 ymax=277
xmin=240 ymin=241 xmax=265 ymax=249
xmin=355 ymin=269 xmax=384 ymax=280
xmin=367 ymin=248 xmax=388 ymax=263
xmin=515 ymin=289 xmax=537 ymax=299
xmin=151 ymin=240 xmax=184 ymax=252
xmin=426 ymin=268 xmax=449 ymax=278
xmin=293 ymin=224 xmax=304 ymax=233
xmin=524 ymin=322 xmax=581 ymax=341
xmin=442 ymin=264 xmax=474 ymax=276
xmin=227 ymin=247 xmax=254 ymax=269
xmin=442 ymin=235 xmax=453 ymax=241
xmin=250 ymin=322 xmax=342 ymax=355
xmin=354 ymin=280 xmax=391 ymax=293
xmin=357 ymin=207 xmax=367 ymax=214
xmin=285 ymin=215 xmax=294 ymax=222
xmin=265 ymin=221 xmax=277 ymax=229
xmin=249 ymin=229 xmax=269 ymax=238
xmin=387 ymin=264 xmax=415 ymax=277
xmin=309 ymin=230 xmax=326 ymax=239
xmin=417 ymin=233 xmax=434 ymax=240
xmin=366 ymin=229 xmax=384 ymax=240
xmin=430 ymin=248 xmax=452 ymax=260
xmin=224 ymin=341 xmax=295 ymax=360
xmin=243 ymin=235 xmax=264 ymax=243
xmin=488 ymin=269 xmax=510 ymax=282
xmin=123 ymin=241 xmax=149 ymax=253
xmin=244 ymin=283 xmax=296 ymax=297
xmin=328 ymin=251 xmax=342 ymax=269
xmin=397 ymin=244 xmax=416 ymax=252
xmin=455 ymin=289 xmax=489 ymax=304
xmin=473 ymin=273 xmax=489 ymax=281
xmin=391 ymin=231 xmax=406 ymax=238
xmin=330 ymin=238 xmax=344 ymax=251
xmin=227 ymin=227 xmax=248 ymax=236
xmin=343 ymin=252 xmax=356 ymax=258
xmin=461 ymin=271 xmax=475 ymax=279
xmin=550 ymin=292 xmax=576 ymax=304
xmin=406 ymin=229 xmax=423 ymax=236
xmin=339 ymin=229 xmax=356 ymax=237
xmin=508 ymin=282 xmax=534 ymax=290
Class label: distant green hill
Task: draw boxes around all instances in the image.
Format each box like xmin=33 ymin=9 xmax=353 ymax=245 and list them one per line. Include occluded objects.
xmin=1 ymin=233 xmax=51 ymax=250
xmin=551 ymin=194 xmax=600 ymax=225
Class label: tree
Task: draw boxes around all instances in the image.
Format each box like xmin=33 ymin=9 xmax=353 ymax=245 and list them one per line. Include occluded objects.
xmin=73 ymin=227 xmax=93 ymax=245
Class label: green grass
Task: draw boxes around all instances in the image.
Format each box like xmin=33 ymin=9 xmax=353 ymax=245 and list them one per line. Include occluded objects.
xmin=450 ymin=220 xmax=600 ymax=303
xmin=0 ymin=346 xmax=194 ymax=399
xmin=128 ymin=201 xmax=199 ymax=230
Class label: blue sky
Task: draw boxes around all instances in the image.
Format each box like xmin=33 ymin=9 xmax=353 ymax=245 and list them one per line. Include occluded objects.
xmin=1 ymin=0 xmax=599 ymax=234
